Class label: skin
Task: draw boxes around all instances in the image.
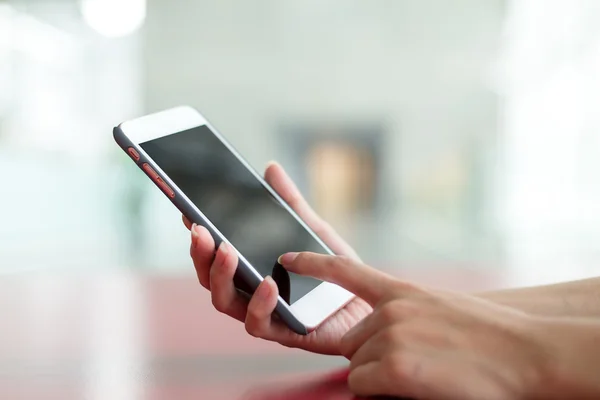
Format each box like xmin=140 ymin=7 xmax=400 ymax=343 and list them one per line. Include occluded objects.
xmin=477 ymin=279 xmax=600 ymax=318
xmin=183 ymin=161 xmax=372 ymax=355
xmin=183 ymin=161 xmax=600 ymax=398
xmin=278 ymin=252 xmax=600 ymax=399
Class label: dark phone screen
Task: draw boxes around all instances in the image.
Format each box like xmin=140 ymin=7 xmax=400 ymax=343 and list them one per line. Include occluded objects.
xmin=140 ymin=125 xmax=326 ymax=304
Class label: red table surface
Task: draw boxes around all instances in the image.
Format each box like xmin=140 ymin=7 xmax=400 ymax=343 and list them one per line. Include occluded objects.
xmin=0 ymin=267 xmax=500 ymax=400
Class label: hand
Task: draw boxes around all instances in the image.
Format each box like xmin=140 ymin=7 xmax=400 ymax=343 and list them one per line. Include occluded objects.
xmin=278 ymin=252 xmax=551 ymax=400
xmin=182 ymin=161 xmax=372 ymax=355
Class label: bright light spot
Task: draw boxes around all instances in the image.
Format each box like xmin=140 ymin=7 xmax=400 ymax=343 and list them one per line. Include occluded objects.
xmin=80 ymin=0 xmax=146 ymax=38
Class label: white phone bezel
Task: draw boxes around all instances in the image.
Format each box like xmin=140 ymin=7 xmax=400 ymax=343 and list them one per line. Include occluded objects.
xmin=119 ymin=105 xmax=355 ymax=331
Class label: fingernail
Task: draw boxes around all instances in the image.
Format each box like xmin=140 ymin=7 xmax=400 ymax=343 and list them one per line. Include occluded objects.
xmin=278 ymin=252 xmax=299 ymax=265
xmin=219 ymin=241 xmax=229 ymax=255
xmin=191 ymin=223 xmax=199 ymax=247
xmin=265 ymin=160 xmax=278 ymax=169
xmin=257 ymin=276 xmax=274 ymax=300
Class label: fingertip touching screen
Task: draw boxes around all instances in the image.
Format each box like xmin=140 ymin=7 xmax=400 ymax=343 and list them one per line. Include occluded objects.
xmin=140 ymin=125 xmax=326 ymax=304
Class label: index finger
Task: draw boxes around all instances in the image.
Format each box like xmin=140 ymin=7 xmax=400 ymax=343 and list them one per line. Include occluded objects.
xmin=278 ymin=252 xmax=397 ymax=306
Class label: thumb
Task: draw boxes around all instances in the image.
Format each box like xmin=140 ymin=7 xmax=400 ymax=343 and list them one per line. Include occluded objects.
xmin=278 ymin=252 xmax=397 ymax=306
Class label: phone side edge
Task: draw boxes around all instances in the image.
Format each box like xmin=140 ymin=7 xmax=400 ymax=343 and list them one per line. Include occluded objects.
xmin=113 ymin=125 xmax=310 ymax=335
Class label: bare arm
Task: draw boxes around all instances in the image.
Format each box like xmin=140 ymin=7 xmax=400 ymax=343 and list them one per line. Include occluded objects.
xmin=533 ymin=317 xmax=600 ymax=399
xmin=478 ymin=277 xmax=600 ymax=318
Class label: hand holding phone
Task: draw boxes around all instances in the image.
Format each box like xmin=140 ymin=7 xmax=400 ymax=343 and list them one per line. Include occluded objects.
xmin=184 ymin=162 xmax=372 ymax=355
xmin=114 ymin=106 xmax=371 ymax=352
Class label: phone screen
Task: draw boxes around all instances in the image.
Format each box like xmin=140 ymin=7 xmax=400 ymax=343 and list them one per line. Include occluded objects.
xmin=140 ymin=125 xmax=327 ymax=305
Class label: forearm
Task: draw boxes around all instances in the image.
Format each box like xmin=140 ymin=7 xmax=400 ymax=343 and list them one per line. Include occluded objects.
xmin=477 ymin=277 xmax=600 ymax=318
xmin=532 ymin=317 xmax=600 ymax=399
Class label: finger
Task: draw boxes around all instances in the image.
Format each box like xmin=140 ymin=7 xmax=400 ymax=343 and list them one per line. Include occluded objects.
xmin=349 ymin=326 xmax=400 ymax=370
xmin=348 ymin=355 xmax=424 ymax=399
xmin=278 ymin=252 xmax=398 ymax=306
xmin=209 ymin=242 xmax=248 ymax=322
xmin=340 ymin=312 xmax=381 ymax=359
xmin=182 ymin=215 xmax=192 ymax=230
xmin=190 ymin=224 xmax=216 ymax=289
xmin=264 ymin=161 xmax=359 ymax=260
xmin=347 ymin=361 xmax=391 ymax=398
xmin=244 ymin=276 xmax=289 ymax=339
xmin=341 ymin=301 xmax=408 ymax=358
xmin=351 ymin=352 xmax=491 ymax=400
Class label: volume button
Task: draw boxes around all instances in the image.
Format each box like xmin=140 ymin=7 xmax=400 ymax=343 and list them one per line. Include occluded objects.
xmin=142 ymin=163 xmax=159 ymax=180
xmin=156 ymin=177 xmax=175 ymax=198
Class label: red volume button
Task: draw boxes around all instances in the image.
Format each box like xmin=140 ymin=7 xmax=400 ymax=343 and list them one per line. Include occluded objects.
xmin=142 ymin=163 xmax=175 ymax=198
xmin=127 ymin=147 xmax=140 ymax=161
xmin=156 ymin=177 xmax=175 ymax=198
xmin=142 ymin=163 xmax=159 ymax=180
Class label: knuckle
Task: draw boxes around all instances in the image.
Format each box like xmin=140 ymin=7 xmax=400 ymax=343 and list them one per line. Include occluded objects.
xmin=198 ymin=276 xmax=210 ymax=290
xmin=333 ymin=255 xmax=351 ymax=267
xmin=211 ymin=294 xmax=228 ymax=314
xmin=382 ymin=354 xmax=407 ymax=382
xmin=380 ymin=298 xmax=422 ymax=321
xmin=244 ymin=318 xmax=264 ymax=338
xmin=323 ymin=256 xmax=350 ymax=281
xmin=378 ymin=301 xmax=401 ymax=323
xmin=391 ymin=279 xmax=421 ymax=295
xmin=397 ymin=300 xmax=420 ymax=318
xmin=379 ymin=325 xmax=402 ymax=345
xmin=294 ymin=252 xmax=309 ymax=265
xmin=346 ymin=369 xmax=362 ymax=395
xmin=244 ymin=323 xmax=259 ymax=338
xmin=330 ymin=255 xmax=352 ymax=274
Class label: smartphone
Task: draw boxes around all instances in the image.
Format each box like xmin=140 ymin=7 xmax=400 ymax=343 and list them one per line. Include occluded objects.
xmin=113 ymin=106 xmax=354 ymax=335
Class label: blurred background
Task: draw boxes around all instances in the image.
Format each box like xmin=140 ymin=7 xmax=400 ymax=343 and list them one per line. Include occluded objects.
xmin=3 ymin=1 xmax=600 ymax=399
xmin=2 ymin=0 xmax=600 ymax=285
